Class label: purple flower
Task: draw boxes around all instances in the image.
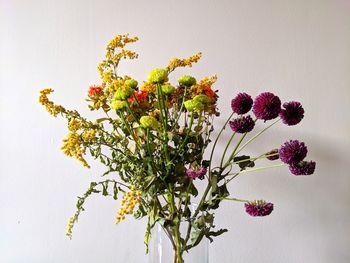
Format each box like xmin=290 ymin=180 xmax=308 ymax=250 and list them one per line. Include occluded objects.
xmin=289 ymin=160 xmax=316 ymax=176
xmin=280 ymin=101 xmax=304 ymax=126
xmin=266 ymin=149 xmax=279 ymax=160
xmin=229 ymin=115 xmax=255 ymax=133
xmin=245 ymin=200 xmax=274 ymax=217
xmin=253 ymin=92 xmax=281 ymax=121
xmin=231 ymin=93 xmax=253 ymax=114
xmin=186 ymin=167 xmax=207 ymax=180
xmin=279 ymin=140 xmax=308 ymax=165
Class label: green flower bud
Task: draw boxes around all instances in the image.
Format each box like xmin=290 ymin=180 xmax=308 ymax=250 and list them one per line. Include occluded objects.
xmin=193 ymin=94 xmax=211 ymax=104
xmin=161 ymin=84 xmax=175 ymax=95
xmin=178 ymin=75 xmax=196 ymax=87
xmin=140 ymin=116 xmax=158 ymax=129
xmin=125 ymin=79 xmax=138 ymax=89
xmin=184 ymin=99 xmax=204 ymax=112
xmin=147 ymin=68 xmax=169 ymax=84
xmin=110 ymin=100 xmax=127 ymax=111
xmin=114 ymin=86 xmax=134 ymax=100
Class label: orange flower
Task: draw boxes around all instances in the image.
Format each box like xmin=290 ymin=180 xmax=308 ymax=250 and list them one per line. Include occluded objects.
xmin=88 ymin=85 xmax=103 ymax=97
xmin=203 ymin=86 xmax=216 ymax=98
xmin=128 ymin=90 xmax=148 ymax=103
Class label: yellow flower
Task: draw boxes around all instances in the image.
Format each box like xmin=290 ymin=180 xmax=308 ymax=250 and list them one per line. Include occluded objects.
xmin=81 ymin=129 xmax=96 ymax=143
xmin=68 ymin=119 xmax=82 ymax=132
xmin=167 ymin=52 xmax=202 ymax=72
xmin=140 ymin=115 xmax=158 ymax=130
xmin=115 ymin=188 xmax=142 ymax=224
xmin=140 ymin=82 xmax=156 ymax=93
xmin=147 ymin=68 xmax=168 ymax=84
xmin=38 ymin=88 xmax=66 ymax=117
xmin=66 ymin=216 xmax=75 ymax=239
xmin=61 ymin=132 xmax=90 ymax=168
xmin=178 ymin=75 xmax=197 ymax=87
xmin=184 ymin=100 xmax=204 ymax=112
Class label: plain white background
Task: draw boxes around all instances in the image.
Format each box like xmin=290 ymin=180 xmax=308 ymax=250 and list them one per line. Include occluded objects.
xmin=1 ymin=0 xmax=350 ymax=262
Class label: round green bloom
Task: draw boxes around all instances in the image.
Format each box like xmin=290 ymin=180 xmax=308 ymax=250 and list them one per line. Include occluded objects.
xmin=178 ymin=75 xmax=196 ymax=87
xmin=193 ymin=94 xmax=211 ymax=104
xmin=110 ymin=100 xmax=127 ymax=111
xmin=114 ymin=86 xmax=134 ymax=100
xmin=184 ymin=99 xmax=204 ymax=112
xmin=147 ymin=68 xmax=169 ymax=84
xmin=161 ymin=84 xmax=175 ymax=95
xmin=125 ymin=79 xmax=138 ymax=89
xmin=140 ymin=116 xmax=158 ymax=129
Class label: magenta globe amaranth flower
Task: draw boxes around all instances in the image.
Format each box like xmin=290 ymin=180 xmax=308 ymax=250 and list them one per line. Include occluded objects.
xmin=280 ymin=101 xmax=304 ymax=126
xmin=253 ymin=92 xmax=281 ymax=121
xmin=231 ymin=92 xmax=253 ymax=114
xmin=265 ymin=149 xmax=279 ymax=160
xmin=289 ymin=160 xmax=316 ymax=176
xmin=245 ymin=200 xmax=274 ymax=217
xmin=186 ymin=167 xmax=207 ymax=180
xmin=279 ymin=140 xmax=308 ymax=165
xmin=229 ymin=115 xmax=255 ymax=133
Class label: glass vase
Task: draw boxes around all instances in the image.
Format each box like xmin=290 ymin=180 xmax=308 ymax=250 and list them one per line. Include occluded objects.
xmin=148 ymin=221 xmax=209 ymax=263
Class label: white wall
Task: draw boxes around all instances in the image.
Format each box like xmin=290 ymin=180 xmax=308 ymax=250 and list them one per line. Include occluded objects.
xmin=1 ymin=0 xmax=350 ymax=262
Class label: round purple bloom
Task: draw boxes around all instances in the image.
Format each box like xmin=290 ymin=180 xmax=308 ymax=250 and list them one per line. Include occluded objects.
xmin=289 ymin=160 xmax=316 ymax=176
xmin=279 ymin=140 xmax=308 ymax=165
xmin=229 ymin=115 xmax=255 ymax=133
xmin=280 ymin=101 xmax=304 ymax=126
xmin=245 ymin=200 xmax=274 ymax=217
xmin=266 ymin=149 xmax=279 ymax=160
xmin=186 ymin=167 xmax=207 ymax=180
xmin=253 ymin=92 xmax=281 ymax=121
xmin=231 ymin=92 xmax=253 ymax=114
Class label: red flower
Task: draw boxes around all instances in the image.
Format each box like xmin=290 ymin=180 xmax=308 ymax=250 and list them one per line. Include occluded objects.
xmin=88 ymin=85 xmax=103 ymax=97
xmin=128 ymin=90 xmax=148 ymax=103
xmin=203 ymin=87 xmax=216 ymax=98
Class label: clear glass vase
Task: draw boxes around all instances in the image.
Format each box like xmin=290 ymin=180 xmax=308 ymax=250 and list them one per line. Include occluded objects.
xmin=148 ymin=221 xmax=209 ymax=263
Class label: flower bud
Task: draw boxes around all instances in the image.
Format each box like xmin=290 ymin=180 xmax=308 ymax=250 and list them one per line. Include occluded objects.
xmin=161 ymin=84 xmax=175 ymax=95
xmin=147 ymin=68 xmax=169 ymax=84
xmin=184 ymin=99 xmax=204 ymax=112
xmin=140 ymin=116 xmax=158 ymax=129
xmin=114 ymin=86 xmax=134 ymax=100
xmin=178 ymin=75 xmax=196 ymax=86
xmin=193 ymin=94 xmax=210 ymax=104
xmin=125 ymin=79 xmax=138 ymax=89
xmin=110 ymin=100 xmax=127 ymax=110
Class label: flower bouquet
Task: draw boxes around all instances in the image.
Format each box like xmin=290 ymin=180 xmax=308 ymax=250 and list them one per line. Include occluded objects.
xmin=39 ymin=34 xmax=316 ymax=263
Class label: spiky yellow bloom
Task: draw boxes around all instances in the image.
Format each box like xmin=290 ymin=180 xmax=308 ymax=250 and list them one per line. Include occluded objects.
xmin=167 ymin=52 xmax=202 ymax=72
xmin=66 ymin=216 xmax=75 ymax=239
xmin=140 ymin=82 xmax=156 ymax=93
xmin=39 ymin=89 xmax=66 ymax=117
xmin=190 ymin=75 xmax=218 ymax=97
xmin=107 ymin=34 xmax=139 ymax=50
xmin=115 ymin=188 xmax=142 ymax=224
xmin=81 ymin=129 xmax=96 ymax=143
xmin=61 ymin=132 xmax=90 ymax=168
xmin=68 ymin=119 xmax=82 ymax=132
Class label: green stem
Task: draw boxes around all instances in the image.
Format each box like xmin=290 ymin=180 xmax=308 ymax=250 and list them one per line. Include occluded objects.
xmin=214 ymin=152 xmax=279 ymax=171
xmin=226 ymin=163 xmax=286 ymax=178
xmin=234 ymin=118 xmax=280 ymax=156
xmin=219 ymin=132 xmax=236 ymax=168
xmin=208 ymin=112 xmax=235 ymax=177
xmin=223 ymin=197 xmax=250 ymax=202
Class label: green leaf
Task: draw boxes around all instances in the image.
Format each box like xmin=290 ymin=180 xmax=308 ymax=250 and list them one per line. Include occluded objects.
xmin=206 ymin=228 xmax=228 ymax=242
xmin=233 ymin=155 xmax=255 ymax=170
xmin=96 ymin=117 xmax=110 ymax=123
xmin=144 ymin=217 xmax=152 ymax=254
xmin=102 ymin=182 xmax=108 ymax=196
xmin=113 ymin=182 xmax=118 ymax=200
